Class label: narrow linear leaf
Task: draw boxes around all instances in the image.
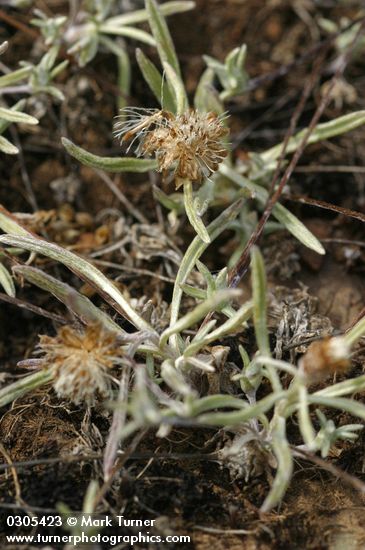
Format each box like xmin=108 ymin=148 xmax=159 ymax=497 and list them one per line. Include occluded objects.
xmin=50 ymin=59 xmax=69 ymax=80
xmin=314 ymin=374 xmax=365 ymax=398
xmin=100 ymin=36 xmax=131 ymax=110
xmin=161 ymin=360 xmax=194 ymax=395
xmin=0 ymin=205 xmax=33 ymax=236
xmin=273 ymin=203 xmax=325 ymax=255
xmin=0 ymin=369 xmax=54 ymax=409
xmin=180 ymin=284 xmax=206 ymax=299
xmin=0 ymin=41 xmax=8 ymax=55
xmin=184 ymin=300 xmax=252 ymax=358
xmin=262 ymin=111 xmax=365 ymax=164
xmin=103 ymin=364 xmax=131 ymax=480
xmin=160 ymin=289 xmax=241 ymax=347
xmin=197 ymin=390 xmax=287 ymax=425
xmin=0 ymin=100 xmax=26 ymax=135
xmin=196 ymin=259 xmax=214 ymax=293
xmin=190 ymin=394 xmax=248 ymax=416
xmin=14 ymin=265 xmax=123 ymax=334
xmin=105 ymin=1 xmax=195 ymax=27
xmin=0 ymin=234 xmax=152 ymax=332
xmin=183 ymin=179 xmax=210 ymax=242
xmin=254 ymin=356 xmax=298 ymax=376
xmin=298 ymin=385 xmax=316 ymax=447
xmin=219 ymin=164 xmax=325 ymax=255
xmin=260 ymin=416 xmax=293 ymax=512
xmin=136 ymin=49 xmax=176 ymax=112
xmin=309 ymin=395 xmax=365 ymax=421
xmin=62 ymin=137 xmax=157 ymax=173
xmin=163 ymin=61 xmax=188 ymax=114
xmin=194 ymin=68 xmax=224 ymax=114
xmin=0 ymin=136 xmax=18 ymax=154
xmin=0 ymin=262 xmax=15 ymax=297
xmin=153 ymin=184 xmax=182 ymax=211
xmin=116 ymin=50 xmax=131 ymax=112
xmin=169 ymin=199 xmax=244 ymax=351
xmin=146 ymin=0 xmax=181 ymax=76
xmin=251 ymin=247 xmax=270 ymax=356
xmin=0 ymin=107 xmax=38 ymax=125
xmin=344 ymin=316 xmax=365 ymax=347
xmin=0 ymin=65 xmax=32 ymax=88
xmin=100 ymin=25 xmax=156 ymax=46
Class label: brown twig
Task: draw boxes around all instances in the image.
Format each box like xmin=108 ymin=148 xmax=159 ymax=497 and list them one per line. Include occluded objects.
xmin=228 ymin=20 xmax=365 ymax=289
xmin=94 ymin=169 xmax=148 ymax=225
xmin=0 ymin=442 xmax=23 ymax=504
xmin=293 ymin=447 xmax=365 ymax=495
xmin=9 ymin=127 xmax=39 ymax=212
xmin=0 ymin=453 xmax=102 ymax=471
xmin=92 ymin=259 xmax=176 ymax=284
xmin=228 ymin=83 xmax=324 ymax=285
xmin=0 ymin=292 xmax=66 ymax=324
xmin=294 ymin=165 xmax=365 ymax=174
xmin=0 ymin=9 xmax=39 ymax=40
xmin=268 ymin=51 xmax=327 ymax=198
xmin=231 ymin=91 xmax=297 ymax=149
xmin=0 ymin=451 xmax=217 ymax=472
xmin=284 ymin=194 xmax=365 ymax=223
xmin=345 ymin=306 xmax=365 ymax=334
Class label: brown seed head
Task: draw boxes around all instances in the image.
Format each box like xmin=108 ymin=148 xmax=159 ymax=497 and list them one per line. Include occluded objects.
xmin=38 ymin=324 xmax=123 ymax=405
xmin=114 ymin=108 xmax=229 ymax=183
xmin=299 ymin=336 xmax=350 ymax=383
xmin=142 ymin=110 xmax=228 ymax=182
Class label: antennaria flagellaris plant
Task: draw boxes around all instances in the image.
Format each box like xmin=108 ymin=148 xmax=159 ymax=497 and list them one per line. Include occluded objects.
xmin=1 ymin=0 xmax=365 ymax=512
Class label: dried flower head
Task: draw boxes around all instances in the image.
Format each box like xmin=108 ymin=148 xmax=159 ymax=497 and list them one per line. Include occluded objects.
xmin=114 ymin=108 xmax=229 ymax=184
xmin=299 ymin=336 xmax=350 ymax=383
xmin=38 ymin=324 xmax=123 ymax=405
